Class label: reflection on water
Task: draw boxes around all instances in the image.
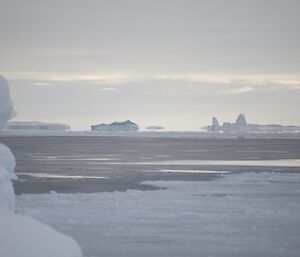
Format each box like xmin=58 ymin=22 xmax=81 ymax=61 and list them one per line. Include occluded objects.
xmin=152 ymin=169 xmax=230 ymax=174
xmin=101 ymin=159 xmax=300 ymax=167
xmin=17 ymin=173 xmax=110 ymax=179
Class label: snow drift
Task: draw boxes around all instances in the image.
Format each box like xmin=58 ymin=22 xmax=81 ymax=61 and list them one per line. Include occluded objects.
xmin=0 ymin=144 xmax=16 ymax=211
xmin=0 ymin=75 xmax=82 ymax=257
xmin=0 ymin=76 xmax=15 ymax=130
xmin=0 ymin=75 xmax=16 ymax=211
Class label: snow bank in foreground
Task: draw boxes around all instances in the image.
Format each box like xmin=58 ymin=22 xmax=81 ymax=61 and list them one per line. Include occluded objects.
xmin=0 ymin=208 xmax=82 ymax=257
xmin=0 ymin=75 xmax=16 ymax=211
xmin=0 ymin=146 xmax=82 ymax=257
xmin=0 ymin=144 xmax=16 ymax=211
xmin=0 ymin=75 xmax=82 ymax=257
xmin=0 ymin=76 xmax=15 ymax=129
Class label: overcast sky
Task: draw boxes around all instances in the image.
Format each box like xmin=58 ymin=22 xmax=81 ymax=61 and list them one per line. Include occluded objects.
xmin=1 ymin=0 xmax=300 ymax=130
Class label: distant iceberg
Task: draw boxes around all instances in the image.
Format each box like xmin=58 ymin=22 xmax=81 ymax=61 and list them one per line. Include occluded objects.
xmin=205 ymin=114 xmax=300 ymax=133
xmin=4 ymin=121 xmax=71 ymax=131
xmin=211 ymin=117 xmax=220 ymax=132
xmin=91 ymin=120 xmax=139 ymax=132
xmin=146 ymin=126 xmax=164 ymax=131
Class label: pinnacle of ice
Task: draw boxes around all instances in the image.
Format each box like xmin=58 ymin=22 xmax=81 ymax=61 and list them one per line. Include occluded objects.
xmin=236 ymin=113 xmax=247 ymax=128
xmin=212 ymin=117 xmax=220 ymax=131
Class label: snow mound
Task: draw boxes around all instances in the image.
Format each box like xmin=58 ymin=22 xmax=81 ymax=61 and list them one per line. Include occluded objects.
xmin=0 ymin=75 xmax=15 ymax=129
xmin=0 ymin=75 xmax=82 ymax=257
xmin=0 ymin=208 xmax=82 ymax=257
xmin=0 ymin=144 xmax=16 ymax=211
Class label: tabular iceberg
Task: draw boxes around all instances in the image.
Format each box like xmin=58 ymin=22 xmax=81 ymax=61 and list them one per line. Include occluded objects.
xmin=91 ymin=120 xmax=139 ymax=132
xmin=146 ymin=126 xmax=164 ymax=131
xmin=4 ymin=121 xmax=71 ymax=131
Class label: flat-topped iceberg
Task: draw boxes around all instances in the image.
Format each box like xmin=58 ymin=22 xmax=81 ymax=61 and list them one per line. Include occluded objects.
xmin=4 ymin=121 xmax=70 ymax=131
xmin=91 ymin=120 xmax=139 ymax=132
xmin=146 ymin=126 xmax=164 ymax=131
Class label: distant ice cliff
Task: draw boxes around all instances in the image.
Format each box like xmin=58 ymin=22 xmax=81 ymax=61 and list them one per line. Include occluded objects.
xmin=91 ymin=120 xmax=139 ymax=132
xmin=4 ymin=121 xmax=70 ymax=131
xmin=205 ymin=114 xmax=300 ymax=133
xmin=146 ymin=126 xmax=164 ymax=131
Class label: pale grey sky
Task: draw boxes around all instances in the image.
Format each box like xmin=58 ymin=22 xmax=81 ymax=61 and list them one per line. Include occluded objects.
xmin=1 ymin=0 xmax=300 ymax=130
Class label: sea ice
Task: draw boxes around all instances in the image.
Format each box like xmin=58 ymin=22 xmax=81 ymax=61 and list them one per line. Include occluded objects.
xmin=16 ymin=172 xmax=300 ymax=257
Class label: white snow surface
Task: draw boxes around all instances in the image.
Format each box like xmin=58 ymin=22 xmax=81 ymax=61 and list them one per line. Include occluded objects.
xmin=16 ymin=172 xmax=300 ymax=257
xmin=0 ymin=75 xmax=17 ymax=211
xmin=0 ymin=144 xmax=16 ymax=211
xmin=0 ymin=76 xmax=15 ymax=130
xmin=0 ymin=75 xmax=82 ymax=257
xmin=0 ymin=207 xmax=82 ymax=257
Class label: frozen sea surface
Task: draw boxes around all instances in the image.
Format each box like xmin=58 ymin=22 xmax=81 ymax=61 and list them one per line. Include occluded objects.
xmin=17 ymin=172 xmax=300 ymax=257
